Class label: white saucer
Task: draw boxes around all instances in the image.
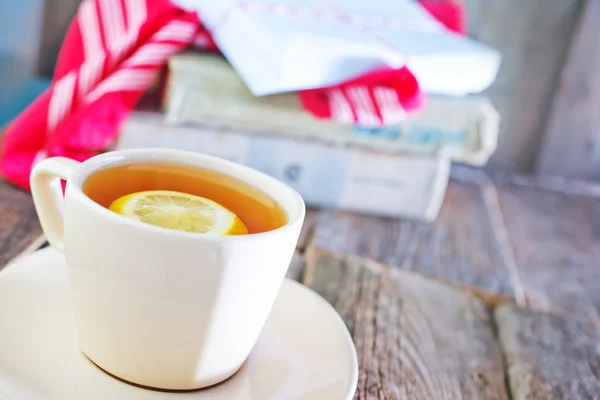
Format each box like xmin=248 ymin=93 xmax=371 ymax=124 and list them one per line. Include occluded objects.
xmin=0 ymin=248 xmax=358 ymax=400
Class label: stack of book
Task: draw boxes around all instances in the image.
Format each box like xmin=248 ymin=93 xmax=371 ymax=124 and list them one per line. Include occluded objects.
xmin=117 ymin=52 xmax=499 ymax=221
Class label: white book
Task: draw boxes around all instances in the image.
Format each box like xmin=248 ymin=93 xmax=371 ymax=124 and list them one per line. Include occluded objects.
xmin=116 ymin=112 xmax=450 ymax=221
xmin=165 ymin=52 xmax=500 ymax=166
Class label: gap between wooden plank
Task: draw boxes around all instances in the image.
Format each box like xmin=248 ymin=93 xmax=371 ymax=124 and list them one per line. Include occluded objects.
xmin=480 ymin=179 xmax=527 ymax=307
xmin=463 ymin=0 xmax=582 ymax=172
xmin=495 ymin=303 xmax=600 ymax=399
xmin=303 ymin=247 xmax=510 ymax=399
xmin=305 ymin=178 xmax=519 ymax=307
xmin=536 ymin=0 xmax=600 ymax=179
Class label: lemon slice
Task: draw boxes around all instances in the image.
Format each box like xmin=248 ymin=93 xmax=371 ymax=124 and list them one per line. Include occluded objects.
xmin=109 ymin=190 xmax=248 ymax=235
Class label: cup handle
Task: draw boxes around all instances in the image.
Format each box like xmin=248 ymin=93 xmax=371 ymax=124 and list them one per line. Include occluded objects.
xmin=30 ymin=157 xmax=81 ymax=253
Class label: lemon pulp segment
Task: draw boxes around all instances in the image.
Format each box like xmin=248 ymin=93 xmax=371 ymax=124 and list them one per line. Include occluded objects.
xmin=109 ymin=190 xmax=248 ymax=235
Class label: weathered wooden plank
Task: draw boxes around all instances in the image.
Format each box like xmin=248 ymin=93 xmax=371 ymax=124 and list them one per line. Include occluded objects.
xmin=495 ymin=181 xmax=600 ymax=319
xmin=310 ymin=209 xmax=420 ymax=264
xmin=463 ymin=0 xmax=582 ymax=172
xmin=537 ymin=0 xmax=600 ymax=180
xmin=304 ymin=248 xmax=509 ymax=399
xmin=495 ymin=304 xmax=600 ymax=399
xmin=310 ymin=180 xmax=514 ymax=303
xmin=296 ymin=208 xmax=317 ymax=250
xmin=36 ymin=0 xmax=81 ymax=77
xmin=285 ymin=251 xmax=304 ymax=281
xmin=0 ymin=179 xmax=43 ymax=269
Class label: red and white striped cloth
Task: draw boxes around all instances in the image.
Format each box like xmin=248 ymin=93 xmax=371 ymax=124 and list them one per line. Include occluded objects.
xmin=1 ymin=0 xmax=198 ymax=189
xmin=0 ymin=0 xmax=464 ymax=190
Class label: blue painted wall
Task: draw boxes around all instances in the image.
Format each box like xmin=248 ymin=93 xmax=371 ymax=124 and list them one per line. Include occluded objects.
xmin=0 ymin=0 xmax=48 ymax=125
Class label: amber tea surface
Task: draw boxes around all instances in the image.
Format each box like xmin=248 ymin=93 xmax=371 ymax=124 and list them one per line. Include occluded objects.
xmin=83 ymin=162 xmax=287 ymax=234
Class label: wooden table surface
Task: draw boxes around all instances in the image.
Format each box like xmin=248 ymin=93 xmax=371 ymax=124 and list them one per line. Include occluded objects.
xmin=2 ymin=167 xmax=600 ymax=399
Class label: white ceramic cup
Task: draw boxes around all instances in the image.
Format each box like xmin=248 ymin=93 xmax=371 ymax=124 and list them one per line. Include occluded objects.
xmin=30 ymin=148 xmax=305 ymax=390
